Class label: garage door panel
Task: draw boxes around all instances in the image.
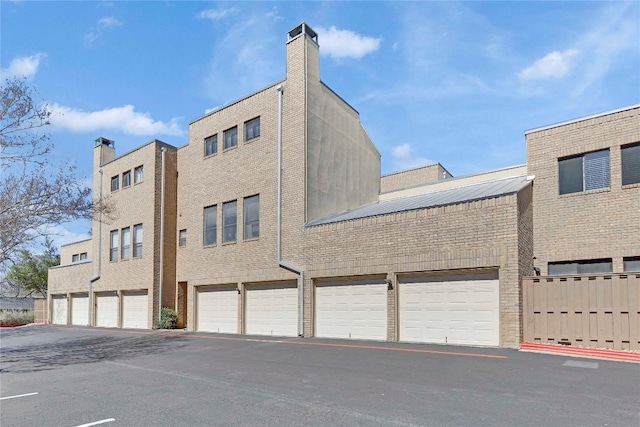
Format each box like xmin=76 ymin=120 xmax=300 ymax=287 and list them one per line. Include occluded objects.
xmin=245 ymin=283 xmax=297 ymax=337
xmin=122 ymin=291 xmax=149 ymax=329
xmin=71 ymin=295 xmax=89 ymax=326
xmin=315 ymin=281 xmax=387 ymax=341
xmin=399 ymin=273 xmax=499 ymax=347
xmin=197 ymin=287 xmax=238 ymax=334
xmin=95 ymin=293 xmax=118 ymax=328
xmin=52 ymin=296 xmax=68 ymax=325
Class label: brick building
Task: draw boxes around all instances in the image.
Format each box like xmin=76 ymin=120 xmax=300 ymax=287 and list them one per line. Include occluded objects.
xmin=48 ymin=23 xmax=639 ymax=349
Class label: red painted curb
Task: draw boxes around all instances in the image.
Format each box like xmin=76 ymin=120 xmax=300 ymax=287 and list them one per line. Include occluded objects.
xmin=520 ymin=342 xmax=640 ymax=363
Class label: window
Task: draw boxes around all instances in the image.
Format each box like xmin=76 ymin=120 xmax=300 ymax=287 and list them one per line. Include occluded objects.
xmin=179 ymin=229 xmax=187 ymax=247
xmin=111 ymin=175 xmax=120 ymax=192
xmin=244 ymin=195 xmax=260 ymax=239
xmin=624 ymin=256 xmax=640 ymax=272
xmin=122 ymin=170 xmax=131 ymax=187
xmin=548 ymin=258 xmax=613 ymax=275
xmin=110 ymin=230 xmax=119 ymax=261
xmin=558 ymin=150 xmax=610 ymax=195
xmin=133 ymin=224 xmax=143 ymax=257
xmin=121 ymin=227 xmax=131 ymax=260
xmin=203 ymin=206 xmax=217 ymax=246
xmin=245 ymin=117 xmax=260 ymax=141
xmin=223 ymin=126 xmax=238 ymax=150
xmin=79 ymin=252 xmax=87 ymax=260
xmin=204 ymin=135 xmax=218 ymax=157
xmin=134 ymin=165 xmax=144 ymax=184
xmin=621 ymin=143 xmax=640 ymax=186
xmin=223 ymin=200 xmax=237 ymax=243
xmin=72 ymin=254 xmax=79 ymax=262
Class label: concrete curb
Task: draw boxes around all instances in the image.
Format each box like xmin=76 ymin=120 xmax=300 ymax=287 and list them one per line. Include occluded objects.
xmin=520 ymin=342 xmax=640 ymax=363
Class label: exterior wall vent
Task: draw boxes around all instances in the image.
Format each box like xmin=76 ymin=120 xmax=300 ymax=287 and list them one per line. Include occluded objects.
xmin=287 ymin=22 xmax=318 ymax=44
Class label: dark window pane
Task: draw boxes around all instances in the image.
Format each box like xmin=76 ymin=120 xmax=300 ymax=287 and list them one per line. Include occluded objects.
xmin=203 ymin=206 xmax=217 ymax=246
xmin=577 ymin=260 xmax=612 ymax=274
xmin=205 ymin=135 xmax=218 ymax=156
xmin=224 ymin=127 xmax=237 ymax=150
xmin=223 ymin=200 xmax=237 ymax=243
xmin=584 ymin=150 xmax=610 ymax=190
xmin=624 ymin=257 xmax=640 ymax=272
xmin=548 ymin=262 xmax=577 ymax=275
xmin=622 ymin=143 xmax=640 ymax=186
xmin=244 ymin=195 xmax=259 ymax=239
xmin=559 ymin=156 xmax=583 ymax=195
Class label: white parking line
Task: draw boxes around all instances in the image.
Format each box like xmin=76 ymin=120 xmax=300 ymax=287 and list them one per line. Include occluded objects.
xmin=75 ymin=419 xmax=115 ymax=427
xmin=0 ymin=392 xmax=38 ymax=401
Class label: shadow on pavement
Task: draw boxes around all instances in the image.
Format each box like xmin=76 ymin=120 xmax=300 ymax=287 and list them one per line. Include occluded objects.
xmin=0 ymin=329 xmax=186 ymax=374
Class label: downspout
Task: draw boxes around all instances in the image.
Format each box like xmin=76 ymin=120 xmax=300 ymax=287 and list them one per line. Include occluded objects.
xmin=88 ymin=169 xmax=103 ymax=326
xmin=276 ymin=84 xmax=305 ymax=337
xmin=158 ymin=147 xmax=167 ymax=325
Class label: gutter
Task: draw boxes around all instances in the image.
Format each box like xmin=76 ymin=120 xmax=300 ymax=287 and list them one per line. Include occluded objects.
xmin=158 ymin=147 xmax=167 ymax=324
xmin=276 ymin=84 xmax=305 ymax=337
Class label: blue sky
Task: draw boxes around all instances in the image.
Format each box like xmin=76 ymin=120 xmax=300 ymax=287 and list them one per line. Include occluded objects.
xmin=2 ymin=1 xmax=639 ymax=247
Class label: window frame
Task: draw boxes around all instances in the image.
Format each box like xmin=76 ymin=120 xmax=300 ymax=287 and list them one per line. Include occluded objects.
xmin=133 ymin=224 xmax=143 ymax=258
xmin=623 ymin=256 xmax=640 ymax=272
xmin=122 ymin=170 xmax=131 ymax=188
xmin=72 ymin=254 xmax=79 ymax=263
xmin=203 ymin=205 xmax=217 ymax=246
xmin=121 ymin=227 xmax=131 ymax=260
xmin=243 ymin=195 xmax=260 ymax=240
xmin=134 ymin=165 xmax=144 ymax=184
xmin=223 ymin=126 xmax=238 ymax=150
xmin=558 ymin=149 xmax=610 ymax=195
xmin=111 ymin=175 xmax=120 ymax=192
xmin=204 ymin=134 xmax=218 ymax=157
xmin=621 ymin=142 xmax=640 ymax=186
xmin=222 ymin=200 xmax=237 ymax=243
xmin=245 ymin=117 xmax=260 ymax=142
xmin=548 ymin=258 xmax=613 ymax=275
xmin=79 ymin=252 xmax=87 ymax=261
xmin=110 ymin=230 xmax=119 ymax=261
xmin=179 ymin=229 xmax=187 ymax=247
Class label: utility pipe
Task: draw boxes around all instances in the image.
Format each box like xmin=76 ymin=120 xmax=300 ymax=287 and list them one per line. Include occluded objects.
xmin=276 ymin=84 xmax=305 ymax=337
xmin=158 ymin=147 xmax=167 ymax=325
xmin=88 ymin=169 xmax=103 ymax=326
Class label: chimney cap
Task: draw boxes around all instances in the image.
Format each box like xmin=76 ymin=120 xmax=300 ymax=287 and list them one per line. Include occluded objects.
xmin=95 ymin=137 xmax=115 ymax=148
xmin=287 ymin=22 xmax=318 ymax=44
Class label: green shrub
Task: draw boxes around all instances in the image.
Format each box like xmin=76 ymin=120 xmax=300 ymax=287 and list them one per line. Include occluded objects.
xmin=0 ymin=310 xmax=35 ymax=327
xmin=155 ymin=307 xmax=178 ymax=329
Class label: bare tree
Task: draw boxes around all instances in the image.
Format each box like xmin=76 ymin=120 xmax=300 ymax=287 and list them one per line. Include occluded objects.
xmin=0 ymin=77 xmax=110 ymax=267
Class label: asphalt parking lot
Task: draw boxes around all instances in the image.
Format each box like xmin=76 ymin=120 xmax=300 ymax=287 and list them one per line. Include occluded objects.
xmin=1 ymin=326 xmax=639 ymax=427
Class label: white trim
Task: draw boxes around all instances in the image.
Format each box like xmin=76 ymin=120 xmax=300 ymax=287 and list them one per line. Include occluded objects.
xmin=525 ymin=104 xmax=640 ymax=134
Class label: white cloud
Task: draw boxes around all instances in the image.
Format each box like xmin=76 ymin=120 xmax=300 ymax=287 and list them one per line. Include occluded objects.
xmin=1 ymin=53 xmax=46 ymax=79
xmin=518 ymin=49 xmax=579 ymax=81
xmin=391 ymin=143 xmax=435 ymax=171
xmin=197 ymin=7 xmax=236 ymax=21
xmin=316 ymin=26 xmax=381 ymax=60
xmin=85 ymin=16 xmax=122 ymax=45
xmin=49 ymin=104 xmax=184 ymax=136
xmin=40 ymin=224 xmax=91 ymax=250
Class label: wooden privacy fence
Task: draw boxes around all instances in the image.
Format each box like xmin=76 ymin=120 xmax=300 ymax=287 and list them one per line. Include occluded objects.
xmin=523 ymin=274 xmax=640 ymax=351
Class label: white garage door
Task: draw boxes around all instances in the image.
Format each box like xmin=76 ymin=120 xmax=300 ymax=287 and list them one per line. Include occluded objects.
xmin=52 ymin=295 xmax=68 ymax=325
xmin=197 ymin=286 xmax=238 ymax=334
xmin=95 ymin=293 xmax=119 ymax=328
xmin=71 ymin=294 xmax=89 ymax=326
xmin=245 ymin=282 xmax=298 ymax=337
xmin=122 ymin=291 xmax=149 ymax=329
xmin=315 ymin=279 xmax=387 ymax=341
xmin=399 ymin=272 xmax=500 ymax=347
